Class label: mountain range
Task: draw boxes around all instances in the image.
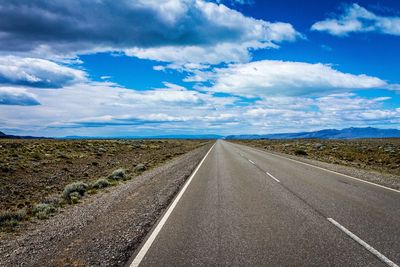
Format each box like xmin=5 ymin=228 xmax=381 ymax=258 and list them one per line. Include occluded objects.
xmin=225 ymin=127 xmax=400 ymax=140
xmin=1 ymin=127 xmax=400 ymax=140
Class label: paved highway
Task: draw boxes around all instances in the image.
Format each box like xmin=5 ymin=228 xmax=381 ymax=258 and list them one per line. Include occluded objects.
xmin=130 ymin=140 xmax=400 ymax=266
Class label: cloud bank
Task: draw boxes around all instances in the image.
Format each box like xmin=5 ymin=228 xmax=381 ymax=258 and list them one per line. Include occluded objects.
xmin=0 ymin=0 xmax=300 ymax=65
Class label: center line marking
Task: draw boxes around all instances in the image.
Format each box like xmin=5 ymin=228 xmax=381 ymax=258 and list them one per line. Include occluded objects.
xmin=266 ymin=172 xmax=280 ymax=183
xmin=129 ymin=143 xmax=215 ymax=267
xmin=248 ymin=159 xmax=255 ymax=165
xmin=327 ymin=218 xmax=399 ymax=267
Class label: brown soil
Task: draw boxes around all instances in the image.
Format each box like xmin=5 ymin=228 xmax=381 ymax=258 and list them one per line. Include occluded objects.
xmin=0 ymin=144 xmax=213 ymax=267
xmin=0 ymin=139 xmax=207 ymax=213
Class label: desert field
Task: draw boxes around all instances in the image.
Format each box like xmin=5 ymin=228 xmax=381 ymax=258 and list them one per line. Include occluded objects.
xmin=0 ymin=139 xmax=207 ymax=231
xmin=231 ymin=138 xmax=400 ymax=176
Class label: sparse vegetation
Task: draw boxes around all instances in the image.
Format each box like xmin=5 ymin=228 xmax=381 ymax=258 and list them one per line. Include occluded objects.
xmin=63 ymin=181 xmax=88 ymax=201
xmin=0 ymin=210 xmax=26 ymax=229
xmin=92 ymin=178 xmax=110 ymax=189
xmin=0 ymin=139 xmax=208 ymax=232
xmin=32 ymin=203 xmax=56 ymax=219
xmin=232 ymin=139 xmax=400 ymax=176
xmin=109 ymin=168 xmax=125 ymax=180
xmin=69 ymin=192 xmax=81 ymax=204
xmin=134 ymin=163 xmax=147 ymax=172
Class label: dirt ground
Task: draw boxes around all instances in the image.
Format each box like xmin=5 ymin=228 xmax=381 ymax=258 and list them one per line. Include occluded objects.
xmin=0 ymin=143 xmax=212 ymax=267
xmin=0 ymin=139 xmax=207 ymax=215
xmin=231 ymin=139 xmax=400 ymax=176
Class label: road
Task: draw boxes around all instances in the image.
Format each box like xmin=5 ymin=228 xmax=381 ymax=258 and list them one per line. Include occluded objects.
xmin=129 ymin=140 xmax=400 ymax=266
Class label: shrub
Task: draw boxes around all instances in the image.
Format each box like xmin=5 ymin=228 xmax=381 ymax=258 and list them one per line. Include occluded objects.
xmin=62 ymin=181 xmax=88 ymax=200
xmin=134 ymin=164 xmax=146 ymax=172
xmin=294 ymin=149 xmax=308 ymax=156
xmin=0 ymin=210 xmax=26 ymax=227
xmin=32 ymin=203 xmax=56 ymax=220
xmin=69 ymin=192 xmax=81 ymax=204
xmin=109 ymin=168 xmax=125 ymax=180
xmin=92 ymin=178 xmax=110 ymax=189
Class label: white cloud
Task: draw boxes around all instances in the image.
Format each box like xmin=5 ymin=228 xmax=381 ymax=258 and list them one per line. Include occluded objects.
xmin=0 ymin=56 xmax=86 ymax=88
xmin=0 ymin=0 xmax=301 ymax=65
xmin=0 ymin=80 xmax=398 ymax=136
xmin=311 ymin=3 xmax=400 ymax=36
xmin=204 ymin=60 xmax=388 ymax=96
xmin=0 ymin=87 xmax=40 ymax=106
xmin=241 ymin=94 xmax=399 ymax=132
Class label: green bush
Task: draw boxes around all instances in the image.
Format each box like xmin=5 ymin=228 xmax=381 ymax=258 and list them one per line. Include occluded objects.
xmin=92 ymin=178 xmax=110 ymax=189
xmin=0 ymin=210 xmax=26 ymax=227
xmin=109 ymin=168 xmax=125 ymax=180
xmin=32 ymin=203 xmax=56 ymax=220
xmin=62 ymin=181 xmax=88 ymax=200
xmin=69 ymin=192 xmax=81 ymax=204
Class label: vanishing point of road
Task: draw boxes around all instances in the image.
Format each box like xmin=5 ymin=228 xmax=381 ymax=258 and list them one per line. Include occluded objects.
xmin=129 ymin=140 xmax=400 ymax=266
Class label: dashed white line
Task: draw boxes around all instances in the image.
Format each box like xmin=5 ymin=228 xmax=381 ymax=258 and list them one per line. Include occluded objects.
xmin=327 ymin=218 xmax=399 ymax=267
xmin=238 ymin=144 xmax=400 ymax=194
xmin=129 ymin=143 xmax=216 ymax=267
xmin=248 ymin=159 xmax=255 ymax=165
xmin=266 ymin=172 xmax=280 ymax=183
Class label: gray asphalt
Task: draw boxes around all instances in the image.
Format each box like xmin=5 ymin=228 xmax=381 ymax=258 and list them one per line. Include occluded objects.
xmin=132 ymin=140 xmax=400 ymax=266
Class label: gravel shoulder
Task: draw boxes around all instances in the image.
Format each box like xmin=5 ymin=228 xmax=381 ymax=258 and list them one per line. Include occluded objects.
xmin=0 ymin=143 xmax=213 ymax=267
xmin=242 ymin=144 xmax=400 ymax=190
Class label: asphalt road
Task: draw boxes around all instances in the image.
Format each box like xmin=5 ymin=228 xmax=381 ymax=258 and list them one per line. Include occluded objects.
xmin=129 ymin=140 xmax=400 ymax=267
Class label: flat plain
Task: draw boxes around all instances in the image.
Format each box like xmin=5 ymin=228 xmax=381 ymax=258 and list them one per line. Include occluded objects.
xmin=0 ymin=139 xmax=207 ymax=233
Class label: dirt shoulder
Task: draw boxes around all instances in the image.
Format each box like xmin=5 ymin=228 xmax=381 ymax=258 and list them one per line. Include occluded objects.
xmin=231 ymin=139 xmax=400 ymax=190
xmin=0 ymin=143 xmax=213 ymax=267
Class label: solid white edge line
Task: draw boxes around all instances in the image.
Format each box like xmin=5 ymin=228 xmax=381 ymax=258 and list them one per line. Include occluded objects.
xmin=248 ymin=159 xmax=255 ymax=165
xmin=129 ymin=143 xmax=216 ymax=267
xmin=237 ymin=144 xmax=400 ymax=194
xmin=266 ymin=172 xmax=280 ymax=183
xmin=327 ymin=218 xmax=399 ymax=267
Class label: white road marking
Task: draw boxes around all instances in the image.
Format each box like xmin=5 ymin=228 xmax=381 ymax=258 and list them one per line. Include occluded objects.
xmin=248 ymin=159 xmax=255 ymax=165
xmin=327 ymin=218 xmax=399 ymax=267
xmin=129 ymin=143 xmax=216 ymax=267
xmin=266 ymin=172 xmax=280 ymax=183
xmin=239 ymin=144 xmax=400 ymax=194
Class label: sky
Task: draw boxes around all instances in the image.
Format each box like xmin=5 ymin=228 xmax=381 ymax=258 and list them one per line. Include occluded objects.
xmin=0 ymin=0 xmax=399 ymax=137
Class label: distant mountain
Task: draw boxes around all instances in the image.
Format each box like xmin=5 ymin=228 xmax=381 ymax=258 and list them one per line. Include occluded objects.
xmin=0 ymin=131 xmax=47 ymax=139
xmin=63 ymin=134 xmax=223 ymax=140
xmin=225 ymin=127 xmax=400 ymax=140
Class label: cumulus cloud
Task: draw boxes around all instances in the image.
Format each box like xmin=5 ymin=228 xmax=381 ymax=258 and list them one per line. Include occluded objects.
xmin=0 ymin=0 xmax=300 ymax=65
xmin=0 ymin=87 xmax=40 ymax=106
xmin=242 ymin=93 xmax=399 ymax=132
xmin=0 ymin=79 xmax=398 ymax=136
xmin=205 ymin=60 xmax=388 ymax=96
xmin=311 ymin=3 xmax=400 ymax=36
xmin=0 ymin=56 xmax=86 ymax=88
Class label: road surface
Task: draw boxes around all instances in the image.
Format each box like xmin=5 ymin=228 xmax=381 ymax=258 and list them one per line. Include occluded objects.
xmin=129 ymin=140 xmax=400 ymax=266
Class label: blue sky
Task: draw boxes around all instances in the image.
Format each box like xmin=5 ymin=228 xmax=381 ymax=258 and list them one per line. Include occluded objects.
xmin=0 ymin=0 xmax=399 ymax=137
